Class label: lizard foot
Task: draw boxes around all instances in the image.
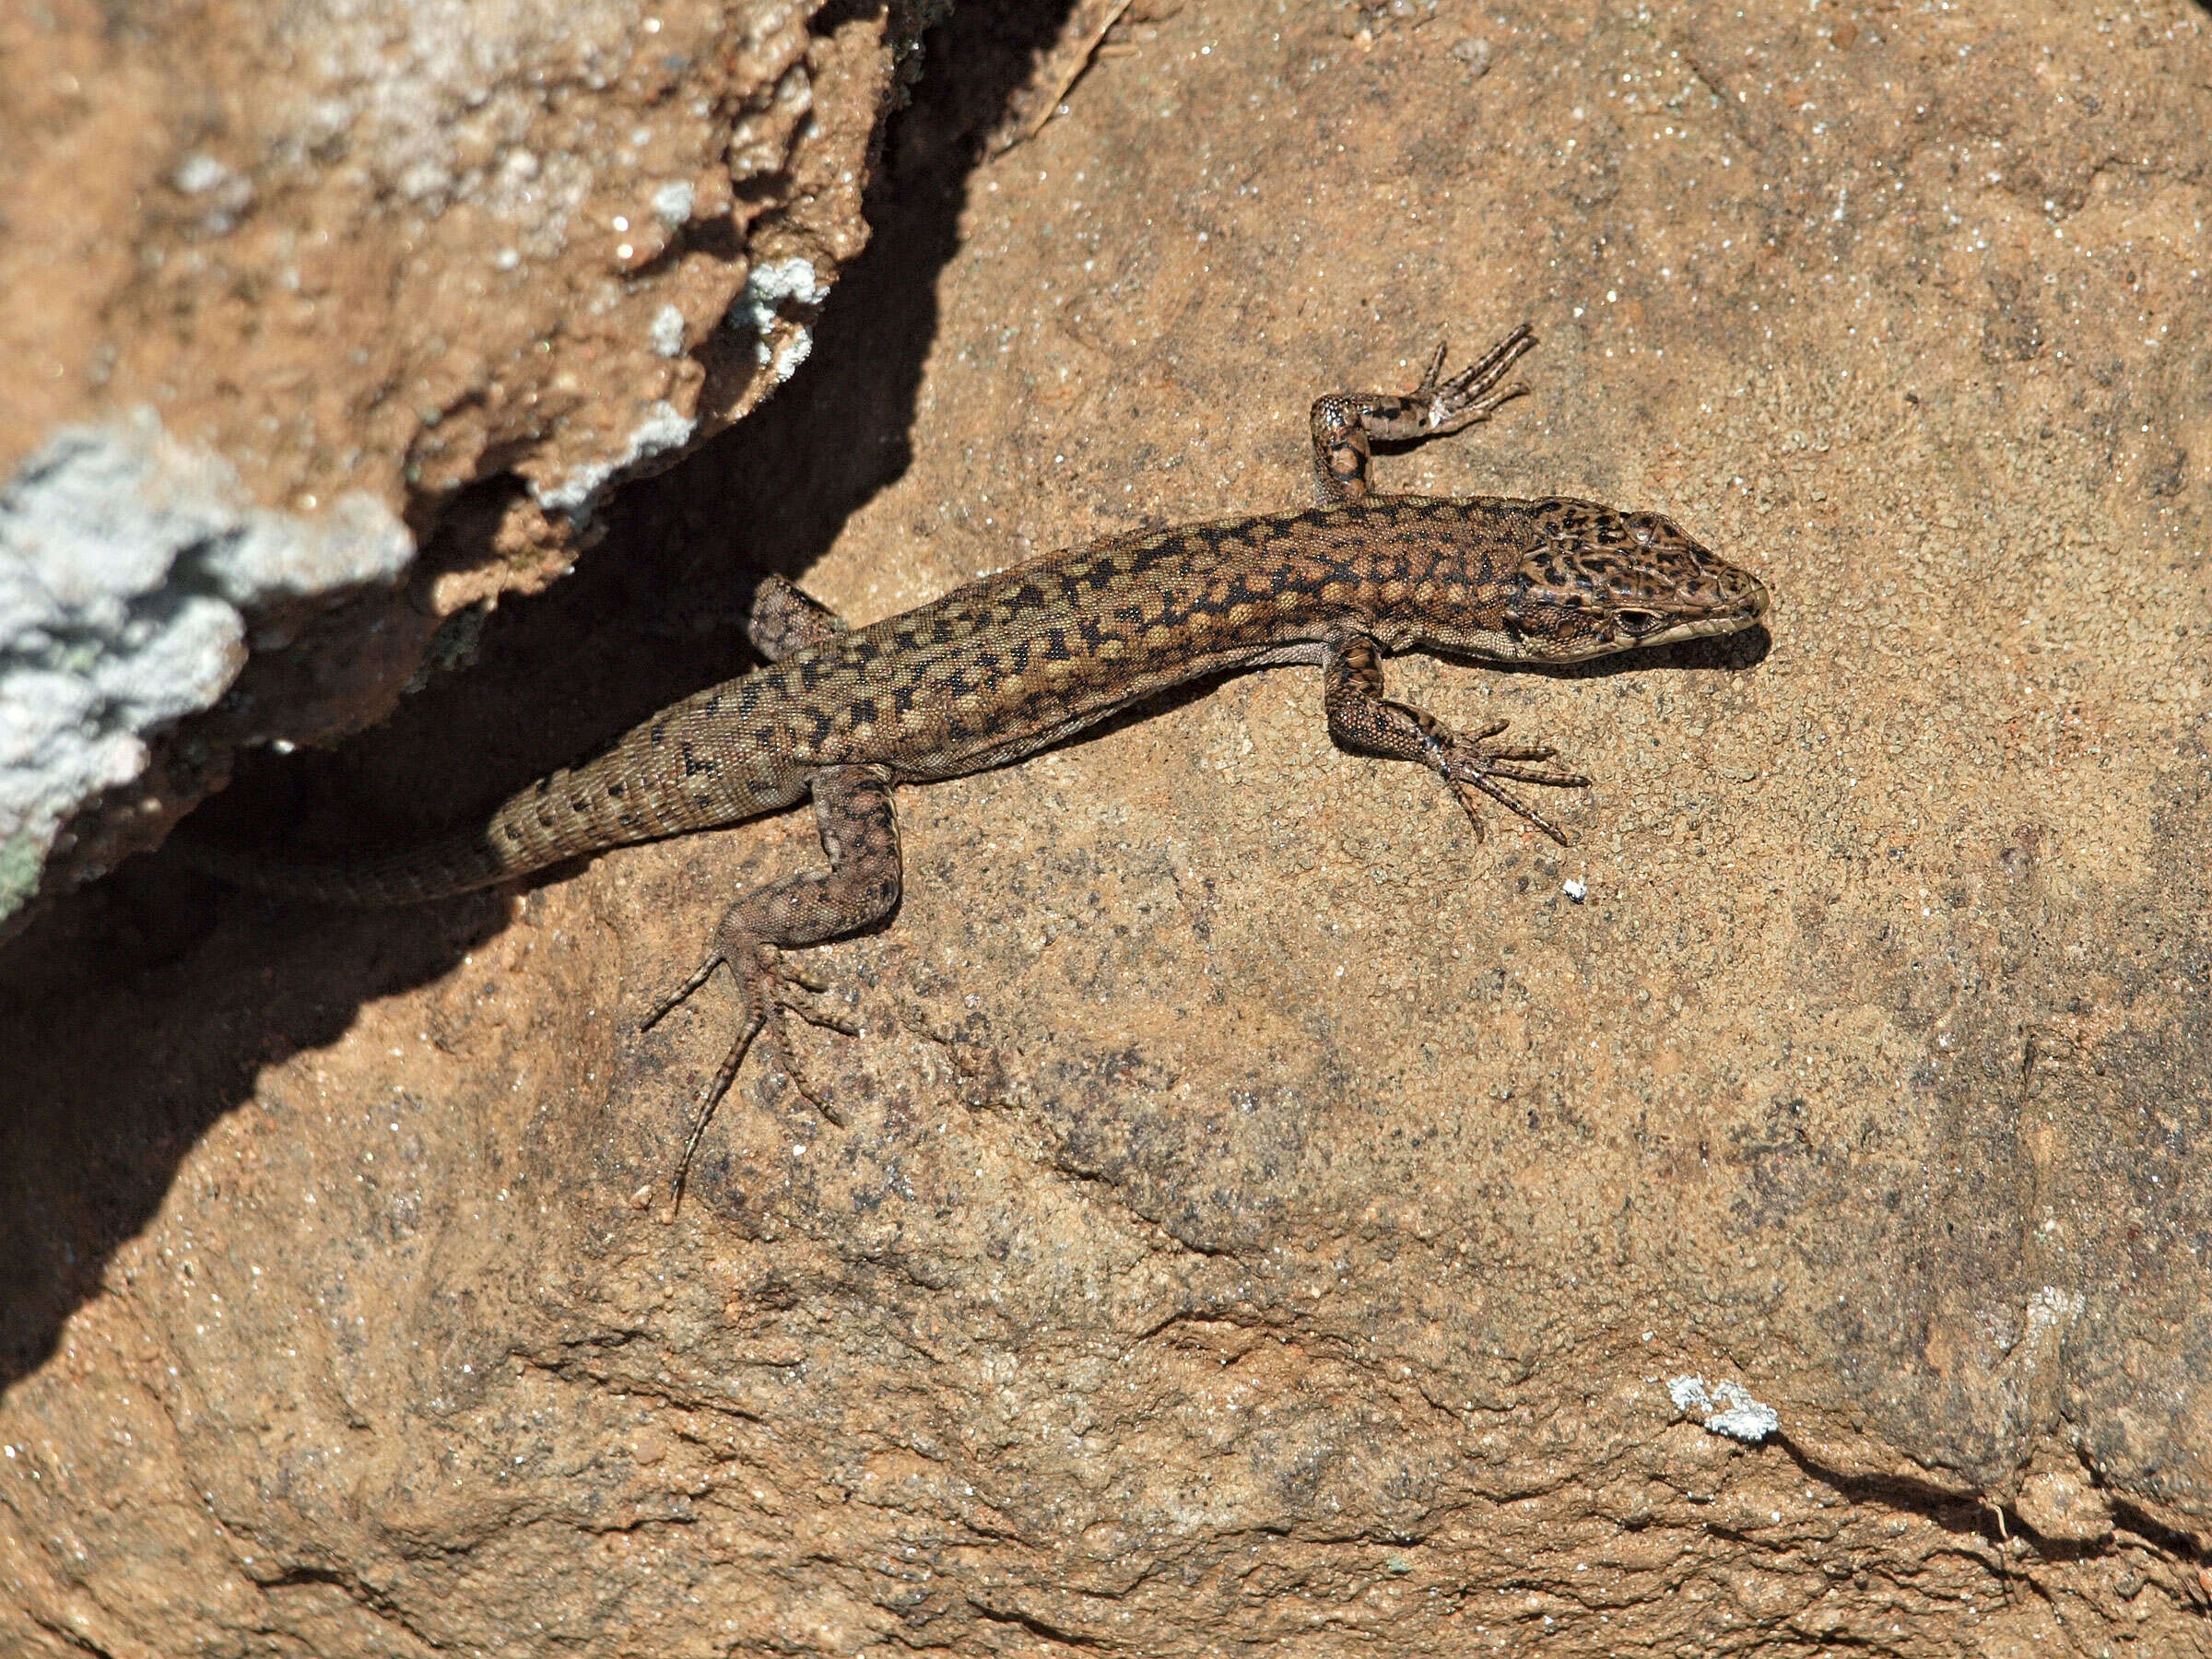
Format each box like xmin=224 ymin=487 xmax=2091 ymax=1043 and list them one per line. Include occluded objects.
xmin=1438 ymin=718 xmax=1591 ymax=846
xmin=1309 ymin=323 xmax=1537 ymax=502
xmin=642 ymin=938 xmax=859 ymax=1219
xmin=1406 ymin=324 xmax=1538 ymax=437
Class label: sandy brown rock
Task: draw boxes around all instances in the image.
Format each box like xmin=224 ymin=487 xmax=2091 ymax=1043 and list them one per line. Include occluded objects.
xmin=0 ymin=0 xmax=935 ymax=923
xmin=0 ymin=0 xmax=919 ymax=528
xmin=2016 ymin=1450 xmax=2114 ymax=1546
xmin=5 ymin=0 xmax=2211 ymax=1654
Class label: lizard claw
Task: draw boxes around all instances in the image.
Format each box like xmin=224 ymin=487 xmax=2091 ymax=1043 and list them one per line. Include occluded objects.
xmin=640 ymin=949 xmax=721 ymax=1033
xmin=767 ymin=955 xmax=835 ymax=996
xmin=761 ymin=947 xmax=861 ymax=1048
xmin=1450 ymin=777 xmax=1577 ymax=846
xmin=645 ymin=939 xmax=858 ymax=1220
xmin=1439 ymin=717 xmax=1591 ymax=846
xmin=1406 ymin=324 xmax=1537 ymax=437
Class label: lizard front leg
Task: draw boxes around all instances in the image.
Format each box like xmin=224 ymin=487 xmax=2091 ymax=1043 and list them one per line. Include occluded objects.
xmin=1308 ymin=323 xmax=1537 ymax=503
xmin=641 ymin=761 xmax=901 ymax=1214
xmin=1322 ymin=631 xmax=1589 ymax=844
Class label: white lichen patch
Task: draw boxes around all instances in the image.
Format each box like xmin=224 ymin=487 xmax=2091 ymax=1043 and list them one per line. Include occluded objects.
xmin=173 ymin=153 xmax=235 ymax=194
xmin=530 ymin=399 xmax=697 ymax=516
xmin=652 ymin=180 xmax=696 ymax=226
xmin=1667 ymin=1374 xmax=1780 ymax=1443
xmin=733 ymin=255 xmax=830 ymax=379
xmin=770 ymin=331 xmax=815 ymax=383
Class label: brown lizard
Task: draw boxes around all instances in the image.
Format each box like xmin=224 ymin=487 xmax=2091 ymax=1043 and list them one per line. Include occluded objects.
xmin=188 ymin=324 xmax=1769 ymax=1202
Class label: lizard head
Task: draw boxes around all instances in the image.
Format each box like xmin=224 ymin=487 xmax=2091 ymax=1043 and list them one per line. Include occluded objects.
xmin=1496 ymin=500 xmax=1768 ymax=662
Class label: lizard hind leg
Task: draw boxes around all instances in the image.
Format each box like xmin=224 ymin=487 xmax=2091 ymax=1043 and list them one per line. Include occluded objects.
xmin=641 ymin=762 xmax=901 ymax=1218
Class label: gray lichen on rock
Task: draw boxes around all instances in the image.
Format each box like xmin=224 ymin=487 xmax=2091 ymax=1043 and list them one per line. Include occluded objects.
xmin=0 ymin=411 xmax=411 ymax=920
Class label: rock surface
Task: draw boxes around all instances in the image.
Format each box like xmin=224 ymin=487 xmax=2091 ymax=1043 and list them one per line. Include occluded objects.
xmin=5 ymin=0 xmax=2212 ymax=1653
xmin=0 ymin=0 xmax=935 ymax=925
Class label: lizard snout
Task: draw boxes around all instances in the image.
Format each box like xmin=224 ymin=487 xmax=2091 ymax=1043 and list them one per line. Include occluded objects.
xmin=1505 ymin=502 xmax=1771 ymax=659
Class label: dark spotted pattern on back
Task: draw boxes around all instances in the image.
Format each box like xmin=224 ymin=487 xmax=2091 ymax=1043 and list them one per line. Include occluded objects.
xmin=205 ymin=493 xmax=1763 ymax=906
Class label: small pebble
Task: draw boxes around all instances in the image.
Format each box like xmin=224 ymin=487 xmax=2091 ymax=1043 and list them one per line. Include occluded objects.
xmin=1453 ymin=36 xmax=1492 ymax=76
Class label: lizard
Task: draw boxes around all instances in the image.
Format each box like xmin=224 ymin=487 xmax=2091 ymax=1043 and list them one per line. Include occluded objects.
xmin=186 ymin=323 xmax=1770 ymax=1205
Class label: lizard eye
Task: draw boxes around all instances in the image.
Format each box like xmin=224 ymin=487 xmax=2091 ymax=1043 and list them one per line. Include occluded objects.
xmin=1613 ymin=607 xmax=1664 ymax=637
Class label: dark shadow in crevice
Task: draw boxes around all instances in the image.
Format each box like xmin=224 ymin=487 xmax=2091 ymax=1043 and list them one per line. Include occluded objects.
xmin=1771 ymin=1432 xmax=2209 ymax=1576
xmin=0 ymin=0 xmax=1082 ymax=1393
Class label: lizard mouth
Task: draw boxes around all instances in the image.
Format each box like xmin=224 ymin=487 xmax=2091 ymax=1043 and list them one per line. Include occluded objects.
xmin=1643 ymin=563 xmax=1771 ymax=642
xmin=1715 ymin=562 xmax=1771 ymax=621
xmin=1634 ymin=606 xmax=1766 ymax=648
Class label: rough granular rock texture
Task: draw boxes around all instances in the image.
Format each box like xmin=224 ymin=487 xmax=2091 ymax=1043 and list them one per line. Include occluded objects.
xmin=5 ymin=0 xmax=2212 ymax=1654
xmin=0 ymin=0 xmax=935 ymax=924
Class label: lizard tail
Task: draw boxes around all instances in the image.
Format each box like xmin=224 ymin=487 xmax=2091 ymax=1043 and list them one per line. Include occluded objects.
xmin=171 ymin=823 xmax=547 ymax=907
xmin=172 ymin=735 xmax=805 ymax=907
xmin=171 ymin=753 xmax=675 ymax=906
xmin=173 ymin=674 xmax=811 ymax=906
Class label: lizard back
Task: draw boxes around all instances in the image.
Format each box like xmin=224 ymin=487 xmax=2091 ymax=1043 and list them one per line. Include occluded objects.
xmin=182 ymin=491 xmax=1755 ymax=905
